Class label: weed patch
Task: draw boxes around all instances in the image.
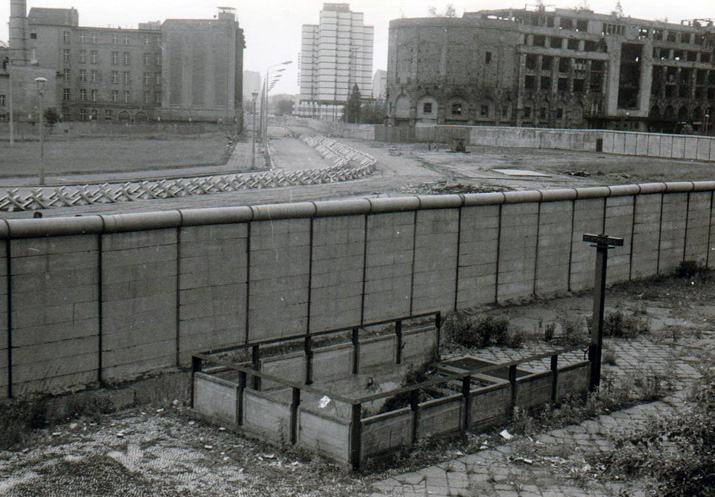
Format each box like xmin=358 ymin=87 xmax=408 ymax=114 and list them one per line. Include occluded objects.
xmin=443 ymin=312 xmax=524 ymax=349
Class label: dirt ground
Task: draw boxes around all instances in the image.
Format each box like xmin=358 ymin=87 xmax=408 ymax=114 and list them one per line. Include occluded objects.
xmin=1 ymin=270 xmax=713 ymax=497
xmin=0 ymin=136 xmax=229 ymax=178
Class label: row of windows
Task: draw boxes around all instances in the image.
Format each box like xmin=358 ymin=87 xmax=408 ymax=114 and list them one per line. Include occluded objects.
xmin=63 ymin=69 xmax=161 ymax=85
xmin=63 ymin=88 xmax=161 ymax=104
xmin=524 ymin=75 xmax=594 ymax=93
xmin=530 ymin=35 xmax=602 ymax=52
xmin=526 ymin=55 xmax=605 ymax=73
xmin=62 ymin=49 xmax=160 ymax=66
xmin=60 ymin=31 xmax=159 ymax=46
xmin=653 ymin=48 xmax=712 ymax=63
xmin=76 ymin=109 xmax=152 ymax=121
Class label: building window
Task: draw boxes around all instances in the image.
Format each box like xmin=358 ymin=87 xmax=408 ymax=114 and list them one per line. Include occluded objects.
xmin=542 ymin=56 xmax=553 ymax=71
xmin=30 ymin=32 xmax=37 ymax=40
xmin=90 ymin=51 xmax=98 ymax=64
xmin=80 ymin=108 xmax=87 ymax=121
xmin=144 ymin=35 xmax=151 ymax=46
xmin=91 ymin=33 xmax=98 ymax=44
xmin=123 ymin=52 xmax=131 ymax=65
xmin=123 ymin=34 xmax=130 ymax=45
xmin=0 ymin=95 xmax=5 ymax=107
xmin=113 ymin=34 xmax=119 ymax=45
xmin=144 ymin=53 xmax=151 ymax=66
xmin=143 ymin=72 xmax=151 ymax=85
xmin=80 ymin=89 xmax=87 ymax=101
xmin=502 ymin=105 xmax=508 ymax=118
xmin=540 ymin=107 xmax=547 ymax=119
xmin=63 ymin=31 xmax=71 ymax=44
xmin=451 ymin=103 xmax=463 ymax=116
xmin=124 ymin=90 xmax=130 ymax=103
xmin=80 ymin=69 xmax=87 ymax=82
xmin=155 ymin=92 xmax=162 ymax=105
xmin=526 ymin=54 xmax=538 ymax=70
xmin=155 ymin=73 xmax=161 ymax=85
xmin=557 ymin=108 xmax=564 ymax=119
xmin=568 ymin=38 xmax=579 ymax=50
xmin=64 ymin=68 xmax=71 ymax=81
xmin=64 ymin=49 xmax=72 ymax=63
xmin=541 ymin=77 xmax=552 ymax=90
xmin=105 ymin=109 xmax=113 ymax=120
xmin=485 ymin=51 xmax=492 ymax=64
xmin=559 ymin=58 xmax=571 ymax=72
xmin=423 ymin=102 xmax=432 ymax=114
xmin=144 ymin=91 xmax=151 ymax=104
xmin=551 ymin=37 xmax=563 ymax=48
xmin=90 ymin=109 xmax=98 ymax=121
xmin=112 ymin=71 xmax=119 ymax=84
xmin=112 ymin=90 xmax=119 ymax=102
xmin=524 ymin=107 xmax=532 ymax=118
xmin=525 ymin=75 xmax=536 ymax=89
xmin=64 ymin=89 xmax=72 ymax=102
xmin=480 ymin=105 xmax=489 ymax=117
xmin=79 ymin=50 xmax=87 ymax=63
xmin=80 ymin=33 xmax=86 ymax=43
xmin=91 ymin=89 xmax=97 ymax=102
xmin=558 ymin=78 xmax=569 ymax=91
xmin=156 ymin=55 xmax=162 ymax=66
xmin=123 ymin=72 xmax=131 ymax=84
xmin=112 ymin=52 xmax=119 ymax=65
xmin=90 ymin=70 xmax=98 ymax=83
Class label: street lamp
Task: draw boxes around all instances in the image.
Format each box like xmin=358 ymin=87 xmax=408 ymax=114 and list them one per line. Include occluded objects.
xmin=251 ymin=91 xmax=258 ymax=169
xmin=706 ymin=113 xmax=711 ymax=136
xmin=262 ymin=60 xmax=292 ymax=146
xmin=35 ymin=77 xmax=47 ymax=186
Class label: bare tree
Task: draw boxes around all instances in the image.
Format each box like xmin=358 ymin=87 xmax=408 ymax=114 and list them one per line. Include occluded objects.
xmin=576 ymin=0 xmax=591 ymax=11
xmin=428 ymin=4 xmax=458 ymax=17
xmin=611 ymin=1 xmax=624 ymax=17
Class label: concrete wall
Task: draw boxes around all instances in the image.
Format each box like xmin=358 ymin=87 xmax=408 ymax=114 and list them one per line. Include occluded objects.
xmin=375 ymin=124 xmax=715 ymax=163
xmin=2 ymin=181 xmax=715 ymax=397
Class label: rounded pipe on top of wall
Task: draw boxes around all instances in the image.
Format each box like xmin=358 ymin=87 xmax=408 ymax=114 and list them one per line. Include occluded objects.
xmin=179 ymin=206 xmax=254 ymax=226
xmin=367 ymin=196 xmax=421 ymax=213
xmin=637 ymin=182 xmax=669 ymax=195
xmin=4 ymin=216 xmax=104 ymax=239
xmin=462 ymin=191 xmax=506 ymax=206
xmin=503 ymin=190 xmax=542 ymax=203
xmin=606 ymin=184 xmax=641 ymax=197
xmin=250 ymin=202 xmax=317 ymax=221
xmin=691 ymin=181 xmax=715 ymax=192
xmin=100 ymin=211 xmax=183 ymax=233
xmin=574 ymin=186 xmax=612 ymax=199
xmin=538 ymin=188 xmax=578 ymax=202
xmin=312 ymin=198 xmax=373 ymax=217
xmin=664 ymin=181 xmax=696 ymax=193
xmin=415 ymin=194 xmax=464 ymax=210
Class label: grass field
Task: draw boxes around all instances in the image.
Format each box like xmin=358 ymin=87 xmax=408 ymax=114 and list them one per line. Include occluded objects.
xmin=0 ymin=136 xmax=229 ymax=177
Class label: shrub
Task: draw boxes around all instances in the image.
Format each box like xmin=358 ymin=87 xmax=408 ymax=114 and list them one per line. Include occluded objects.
xmin=598 ymin=370 xmax=714 ymax=497
xmin=561 ymin=318 xmax=589 ymax=347
xmin=676 ymin=260 xmax=704 ymax=278
xmin=603 ymin=310 xmax=649 ymax=338
xmin=602 ymin=349 xmax=617 ymax=366
xmin=543 ymin=322 xmax=556 ymax=342
xmin=505 ymin=328 xmax=526 ymax=348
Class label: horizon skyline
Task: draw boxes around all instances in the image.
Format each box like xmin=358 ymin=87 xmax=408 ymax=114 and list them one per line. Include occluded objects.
xmin=2 ymin=0 xmax=714 ymax=95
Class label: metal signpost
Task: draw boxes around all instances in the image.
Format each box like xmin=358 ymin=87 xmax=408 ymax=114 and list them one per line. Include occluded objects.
xmin=583 ymin=233 xmax=624 ymax=392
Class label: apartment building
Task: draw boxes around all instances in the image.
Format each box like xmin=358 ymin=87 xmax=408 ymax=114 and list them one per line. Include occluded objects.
xmin=386 ymin=7 xmax=715 ymax=133
xmin=297 ymin=3 xmax=374 ymax=121
xmin=4 ymin=0 xmax=245 ymax=124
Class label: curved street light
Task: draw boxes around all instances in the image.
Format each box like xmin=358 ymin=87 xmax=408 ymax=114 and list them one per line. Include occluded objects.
xmin=35 ymin=77 xmax=47 ymax=186
xmin=261 ymin=60 xmax=292 ymax=146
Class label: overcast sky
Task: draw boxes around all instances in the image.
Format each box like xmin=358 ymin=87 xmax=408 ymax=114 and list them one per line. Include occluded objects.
xmin=2 ymin=1 xmax=713 ymax=94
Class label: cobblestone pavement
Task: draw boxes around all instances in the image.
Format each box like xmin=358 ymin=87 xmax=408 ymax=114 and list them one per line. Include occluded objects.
xmin=368 ymin=330 xmax=712 ymax=497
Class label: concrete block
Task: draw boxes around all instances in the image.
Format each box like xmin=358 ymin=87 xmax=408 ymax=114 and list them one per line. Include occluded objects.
xmin=647 ymin=134 xmax=660 ymax=157
xmin=298 ymin=411 xmax=350 ymax=463
xmin=102 ymin=229 xmax=177 ymax=252
xmin=671 ymin=136 xmax=685 ymax=159
xmin=635 ymin=133 xmax=648 ymax=156
xmin=658 ymin=193 xmax=688 ymax=274
xmin=417 ymin=397 xmax=463 ymax=439
xmin=684 ymin=192 xmax=712 ymax=264
xmin=361 ymin=410 xmax=412 ymax=457
xmin=660 ymin=135 xmax=673 ymax=158
xmin=11 ymin=235 xmax=99 ymax=258
xmin=684 ymin=137 xmax=698 ymax=160
xmin=194 ymin=374 xmax=237 ymax=426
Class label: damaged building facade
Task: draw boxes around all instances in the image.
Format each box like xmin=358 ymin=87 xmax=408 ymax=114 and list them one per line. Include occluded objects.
xmin=386 ymin=8 xmax=715 ymax=133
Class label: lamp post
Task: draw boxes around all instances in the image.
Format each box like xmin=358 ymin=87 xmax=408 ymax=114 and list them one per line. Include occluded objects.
xmin=262 ymin=60 xmax=292 ymax=147
xmin=706 ymin=113 xmax=710 ymax=136
xmin=9 ymin=70 xmax=14 ymax=146
xmin=251 ymin=91 xmax=258 ymax=169
xmin=35 ymin=77 xmax=47 ymax=186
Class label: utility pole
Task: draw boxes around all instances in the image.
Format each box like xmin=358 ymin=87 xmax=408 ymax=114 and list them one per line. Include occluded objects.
xmin=583 ymin=233 xmax=624 ymax=392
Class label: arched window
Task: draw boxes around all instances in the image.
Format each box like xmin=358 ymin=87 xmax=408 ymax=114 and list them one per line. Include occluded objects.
xmin=394 ymin=96 xmax=411 ymax=119
xmin=664 ymin=106 xmax=675 ymax=119
xmin=692 ymin=107 xmax=701 ymax=122
xmin=135 ymin=111 xmax=148 ymax=122
xmin=678 ymin=106 xmax=689 ymax=120
xmin=119 ymin=111 xmax=131 ymax=122
xmin=446 ymin=98 xmax=468 ymax=121
xmin=650 ymin=106 xmax=661 ymax=118
xmin=416 ymin=96 xmax=438 ymax=119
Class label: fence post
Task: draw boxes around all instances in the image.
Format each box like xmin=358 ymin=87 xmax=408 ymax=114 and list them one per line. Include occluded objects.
xmin=190 ymin=356 xmax=202 ymax=409
xmin=351 ymin=403 xmax=362 ymax=471
xmin=509 ymin=365 xmax=518 ymax=417
xmin=435 ymin=312 xmax=442 ymax=361
xmin=550 ymin=354 xmax=559 ymax=405
xmin=395 ymin=320 xmax=403 ymax=365
xmin=462 ymin=376 xmax=472 ymax=432
xmin=237 ymin=371 xmax=246 ymax=426
xmin=410 ymin=389 xmax=419 ymax=444
xmin=252 ymin=345 xmax=261 ymax=391
xmin=352 ymin=327 xmax=360 ymax=375
xmin=304 ymin=336 xmax=313 ymax=385
xmin=290 ymin=387 xmax=301 ymax=445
